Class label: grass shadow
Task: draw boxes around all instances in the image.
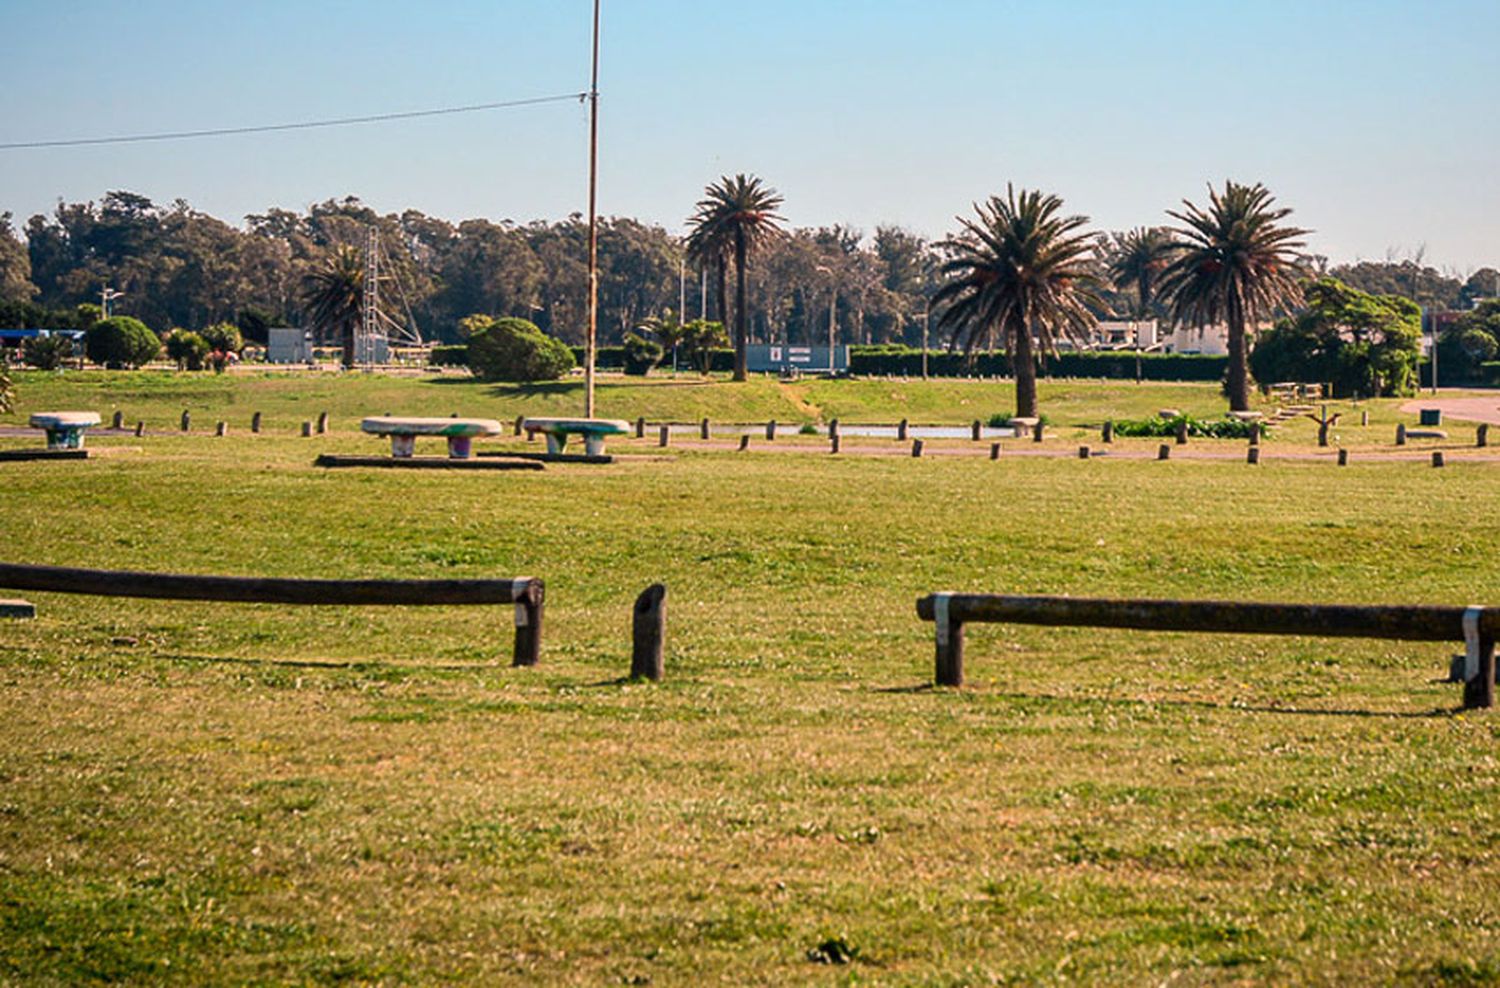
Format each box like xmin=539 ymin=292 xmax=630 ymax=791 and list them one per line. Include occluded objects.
xmin=153 ymin=652 xmax=491 ymax=673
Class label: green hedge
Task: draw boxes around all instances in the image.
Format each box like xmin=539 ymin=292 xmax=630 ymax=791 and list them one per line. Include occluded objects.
xmin=847 ymin=346 xmax=1229 ymax=381
xmin=570 ymin=346 xmax=736 ymax=372
xmin=428 ymin=345 xmax=469 ymax=367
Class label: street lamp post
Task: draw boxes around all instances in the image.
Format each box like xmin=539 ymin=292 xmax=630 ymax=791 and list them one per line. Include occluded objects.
xmin=816 ymin=264 xmax=836 ymax=374
xmin=101 ymin=286 xmax=125 ymax=318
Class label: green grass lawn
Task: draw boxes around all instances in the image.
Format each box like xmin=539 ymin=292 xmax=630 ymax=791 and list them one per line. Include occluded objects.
xmin=2 ymin=372 xmax=1499 ymax=984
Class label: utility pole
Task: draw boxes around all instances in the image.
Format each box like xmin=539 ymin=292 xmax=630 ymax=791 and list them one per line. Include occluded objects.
xmin=921 ymin=298 xmax=930 ymax=380
xmin=584 ymin=0 xmax=601 ymax=417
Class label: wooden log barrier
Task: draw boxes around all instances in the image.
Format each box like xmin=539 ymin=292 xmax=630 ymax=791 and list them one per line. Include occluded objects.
xmin=915 ymin=592 xmax=1496 ymax=708
xmin=630 ymin=583 xmax=667 ymax=681
xmin=0 ymin=562 xmax=545 ymax=667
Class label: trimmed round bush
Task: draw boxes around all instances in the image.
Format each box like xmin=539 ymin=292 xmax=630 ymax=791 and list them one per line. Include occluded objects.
xmin=85 ymin=316 xmax=160 ymax=369
xmin=467 ymin=317 xmax=575 ymax=382
xmin=164 ymin=329 xmax=211 ymax=370
xmin=622 ymin=333 xmax=664 ymax=376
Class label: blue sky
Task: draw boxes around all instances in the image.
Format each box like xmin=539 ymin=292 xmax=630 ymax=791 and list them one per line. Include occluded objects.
xmin=1 ymin=0 xmax=1495 ymax=271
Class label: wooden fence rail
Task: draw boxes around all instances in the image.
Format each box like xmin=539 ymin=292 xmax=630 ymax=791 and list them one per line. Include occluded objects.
xmin=0 ymin=562 xmax=544 ymax=666
xmin=915 ymin=592 xmax=1496 ymax=708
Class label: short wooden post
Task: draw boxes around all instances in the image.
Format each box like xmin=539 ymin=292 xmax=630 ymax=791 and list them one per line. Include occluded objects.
xmin=630 ymin=583 xmax=667 ymax=681
xmin=1175 ymin=419 xmax=1188 ymax=445
xmin=830 ymin=434 xmax=840 ymax=454
xmin=829 ymin=419 xmax=840 ymax=440
xmin=738 ymin=435 xmax=749 ymax=451
xmin=1158 ymin=443 xmax=1171 ymax=460
xmin=1361 ymin=410 xmax=1369 ymax=427
xmin=700 ymin=417 xmax=710 ymax=440
xmin=512 ymin=579 xmax=544 ymax=667
xmin=251 ymin=411 xmax=262 ymax=433
xmin=1462 ymin=607 xmax=1495 ymax=710
xmin=1078 ymin=445 xmax=1090 ymax=459
xmin=932 ymin=595 xmax=964 ymax=687
xmin=317 ymin=411 xmax=329 ymax=434
xmin=990 ymin=442 xmax=1001 ymax=460
xmin=1337 ymin=448 xmax=1348 ymax=466
xmin=180 ymin=410 xmax=191 ymax=432
xmin=912 ymin=439 xmax=924 ymax=458
xmin=134 ymin=421 xmax=145 ymax=437
xmin=1033 ymin=422 xmax=1044 ymax=443
xmin=1101 ymin=420 xmax=1113 ymax=443
xmin=1247 ymin=446 xmax=1260 ymax=465
xmin=1432 ymin=450 xmax=1445 ymax=468
xmin=514 ymin=415 xmax=524 ymax=436
xmin=215 ymin=421 xmax=227 ymax=437
xmin=635 ymin=416 xmax=645 ymax=438
xmin=1249 ymin=423 xmax=1261 ymax=446
xmin=897 ymin=418 xmax=908 ymax=441
xmin=1396 ymin=423 xmax=1407 ymax=446
xmin=301 ymin=421 xmax=312 ymax=437
xmin=111 ymin=410 xmax=123 ymax=430
xmin=1478 ymin=424 xmax=1489 ymax=448
xmin=766 ymin=420 xmax=776 ymax=441
xmin=971 ymin=420 xmax=982 ymax=441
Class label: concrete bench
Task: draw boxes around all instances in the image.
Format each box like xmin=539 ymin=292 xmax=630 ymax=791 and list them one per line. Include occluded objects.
xmin=521 ymin=417 xmax=630 ymax=457
xmin=30 ymin=411 xmax=101 ymax=450
xmin=360 ymin=416 xmax=502 ymax=459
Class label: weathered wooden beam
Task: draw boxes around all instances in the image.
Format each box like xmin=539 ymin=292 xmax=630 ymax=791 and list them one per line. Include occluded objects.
xmin=915 ymin=593 xmax=1499 ymax=643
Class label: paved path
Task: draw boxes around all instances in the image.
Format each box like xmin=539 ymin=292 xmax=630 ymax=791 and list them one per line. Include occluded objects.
xmin=1400 ymin=395 xmax=1500 ymax=425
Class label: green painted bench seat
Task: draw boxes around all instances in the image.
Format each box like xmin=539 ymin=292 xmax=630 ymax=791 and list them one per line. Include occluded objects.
xmin=360 ymin=416 xmax=503 ymax=459
xmin=521 ymin=417 xmax=630 ymax=457
xmin=29 ymin=412 xmax=101 ymax=450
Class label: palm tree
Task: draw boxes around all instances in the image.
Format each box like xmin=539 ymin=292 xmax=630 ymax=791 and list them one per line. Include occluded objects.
xmin=300 ymin=246 xmax=364 ymax=368
xmin=686 ymin=175 xmax=784 ymax=381
xmin=933 ymin=186 xmax=1100 ymax=419
xmin=1105 ymin=227 xmax=1176 ymax=319
xmin=1159 ymin=181 xmax=1309 ymax=411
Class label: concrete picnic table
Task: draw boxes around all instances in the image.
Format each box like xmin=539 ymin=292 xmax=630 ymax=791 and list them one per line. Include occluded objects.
xmin=521 ymin=417 xmax=630 ymax=457
xmin=29 ymin=411 xmax=101 ymax=450
xmin=360 ymin=416 xmax=503 ymax=459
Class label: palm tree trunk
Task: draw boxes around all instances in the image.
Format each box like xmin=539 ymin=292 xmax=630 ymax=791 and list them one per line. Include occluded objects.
xmin=715 ymin=256 xmax=728 ymax=327
xmin=1226 ymin=301 xmax=1250 ymax=411
xmin=1013 ymin=316 xmax=1038 ymax=418
xmin=342 ymin=318 xmax=357 ymax=369
xmin=733 ymin=231 xmax=747 ymax=382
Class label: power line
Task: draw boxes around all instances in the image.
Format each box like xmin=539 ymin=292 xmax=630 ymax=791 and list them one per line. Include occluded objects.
xmin=0 ymin=92 xmax=588 ymax=151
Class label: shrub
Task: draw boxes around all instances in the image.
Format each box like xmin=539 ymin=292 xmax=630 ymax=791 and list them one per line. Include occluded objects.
xmin=1112 ymin=414 xmax=1264 ymax=440
xmin=200 ymin=322 xmax=244 ymax=354
xmin=467 ymin=317 xmax=575 ymax=382
xmin=428 ymin=345 xmax=470 ymax=367
xmin=622 ymin=333 xmax=664 ymax=376
xmin=846 ymin=345 xmax=1229 ymax=381
xmin=85 ymin=316 xmax=160 ymax=368
xmin=987 ymin=411 xmax=1050 ymax=428
xmin=164 ymin=329 xmax=210 ymax=370
xmin=22 ymin=334 xmax=75 ymax=370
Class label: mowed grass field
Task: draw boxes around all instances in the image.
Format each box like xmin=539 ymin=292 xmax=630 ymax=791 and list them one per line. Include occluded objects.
xmin=2 ymin=371 xmax=1500 ymax=984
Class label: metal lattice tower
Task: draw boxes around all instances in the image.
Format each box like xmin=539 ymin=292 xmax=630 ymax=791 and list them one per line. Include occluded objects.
xmin=357 ymin=226 xmax=381 ymax=366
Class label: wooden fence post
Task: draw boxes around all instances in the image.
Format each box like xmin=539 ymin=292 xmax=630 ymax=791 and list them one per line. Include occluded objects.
xmin=512 ymin=579 xmax=544 ymax=667
xmin=1247 ymin=446 xmax=1260 ymax=465
xmin=301 ymin=421 xmax=312 ymax=437
xmin=635 ymin=416 xmax=645 ymax=438
xmin=1175 ymin=419 xmax=1188 ymax=445
xmin=1078 ymin=445 xmax=1091 ymax=459
xmin=111 ymin=410 xmax=123 ymax=430
xmin=830 ymin=434 xmax=841 ymax=454
xmin=180 ymin=410 xmax=191 ymax=432
xmin=990 ymin=442 xmax=1001 ymax=460
xmin=514 ymin=415 xmax=525 ymax=436
xmin=766 ymin=420 xmax=776 ymax=441
xmin=897 ymin=418 xmax=909 ymax=441
xmin=1361 ymin=410 xmax=1370 ymax=427
xmin=912 ymin=439 xmax=924 ymax=458
xmin=738 ymin=435 xmax=749 ymax=451
xmin=1101 ymin=420 xmax=1113 ymax=443
xmin=215 ymin=421 xmax=227 ymax=437
xmin=1337 ymin=448 xmax=1348 ymax=466
xmin=972 ymin=420 xmax=982 ymax=441
xmin=134 ymin=421 xmax=145 ymax=437
xmin=630 ymin=583 xmax=667 ymax=681
xmin=829 ymin=419 xmax=840 ymax=440
xmin=700 ymin=418 xmax=710 ymax=440
xmin=1158 ymin=443 xmax=1171 ymax=460
xmin=1463 ymin=607 xmax=1495 ymax=710
xmin=1432 ymin=451 xmax=1445 ymax=468
xmin=1033 ymin=421 xmax=1044 ymax=443
xmin=932 ymin=593 xmax=965 ymax=687
xmin=251 ymin=411 xmax=262 ymax=433
xmin=317 ymin=411 xmax=329 ymax=434
xmin=1396 ymin=423 xmax=1407 ymax=446
xmin=658 ymin=425 xmax=670 ymax=448
xmin=1249 ymin=423 xmax=1261 ymax=446
xmin=1479 ymin=424 xmax=1489 ymax=448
